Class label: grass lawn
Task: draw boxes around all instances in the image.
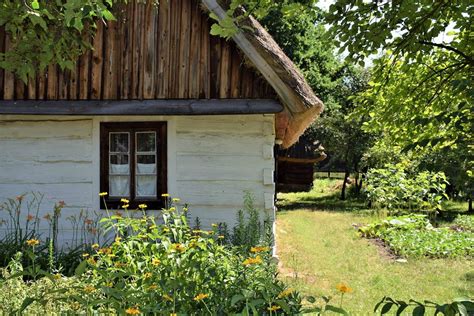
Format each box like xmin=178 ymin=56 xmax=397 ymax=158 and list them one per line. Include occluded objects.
xmin=276 ymin=179 xmax=473 ymax=314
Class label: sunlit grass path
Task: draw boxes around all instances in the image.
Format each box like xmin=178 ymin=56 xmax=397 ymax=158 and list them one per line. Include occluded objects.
xmin=276 ymin=184 xmax=473 ymax=314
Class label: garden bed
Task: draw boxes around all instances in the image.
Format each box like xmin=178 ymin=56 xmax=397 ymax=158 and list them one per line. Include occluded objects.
xmin=358 ymin=214 xmax=474 ymax=259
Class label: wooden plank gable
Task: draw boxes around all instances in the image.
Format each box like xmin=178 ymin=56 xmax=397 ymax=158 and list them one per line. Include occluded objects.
xmin=0 ymin=0 xmax=276 ymax=101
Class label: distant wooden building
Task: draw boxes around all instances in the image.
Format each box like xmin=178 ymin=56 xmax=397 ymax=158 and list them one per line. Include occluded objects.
xmin=276 ymin=138 xmax=326 ymax=192
xmin=0 ymin=0 xmax=323 ymax=244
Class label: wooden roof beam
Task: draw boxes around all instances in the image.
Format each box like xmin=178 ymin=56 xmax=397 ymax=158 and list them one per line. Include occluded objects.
xmin=0 ymin=99 xmax=283 ymax=116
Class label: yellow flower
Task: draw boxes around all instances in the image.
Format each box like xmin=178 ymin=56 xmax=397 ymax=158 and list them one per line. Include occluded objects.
xmin=26 ymin=239 xmax=40 ymax=246
xmin=161 ymin=193 xmax=170 ymax=197
xmin=163 ymin=227 xmax=170 ymax=233
xmin=122 ymin=204 xmax=130 ymax=209
xmin=250 ymin=246 xmax=270 ymax=253
xmin=336 ymin=283 xmax=353 ymax=294
xmin=115 ymin=262 xmax=127 ymax=268
xmin=163 ymin=294 xmax=173 ymax=301
xmin=242 ymin=255 xmax=263 ymax=266
xmin=169 ymin=207 xmax=176 ymax=211
xmin=144 ymin=272 xmax=153 ymax=279
xmin=277 ymin=288 xmax=294 ymax=298
xmin=138 ymin=204 xmax=147 ymax=209
xmin=211 ymin=223 xmax=218 ymax=228
xmin=53 ymin=273 xmax=62 ymax=280
xmin=115 ymin=237 xmax=122 ymax=244
xmin=218 ymin=235 xmax=225 ymax=239
xmin=171 ymin=243 xmax=186 ymax=253
xmin=125 ymin=307 xmax=140 ymax=315
xmin=84 ymin=285 xmax=96 ymax=293
xmin=98 ymin=247 xmax=112 ymax=255
xmin=87 ymin=257 xmax=97 ymax=265
xmin=99 ymin=192 xmax=108 ymax=197
xmin=194 ymin=293 xmax=209 ymax=301
xmin=268 ymin=305 xmax=281 ymax=312
xmin=172 ymin=198 xmax=180 ymax=203
xmin=152 ymin=258 xmax=161 ymax=266
xmin=170 ymin=314 xmax=177 ymax=316
xmin=106 ymin=282 xmax=114 ymax=287
xmin=148 ymin=284 xmax=158 ymax=290
xmin=92 ymin=243 xmax=100 ymax=249
xmin=82 ymin=253 xmax=90 ymax=258
xmin=183 ymin=207 xmax=188 ymax=212
xmin=121 ymin=198 xmax=130 ymax=203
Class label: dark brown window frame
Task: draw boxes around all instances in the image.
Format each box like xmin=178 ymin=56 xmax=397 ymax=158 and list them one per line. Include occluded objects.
xmin=100 ymin=122 xmax=167 ymax=210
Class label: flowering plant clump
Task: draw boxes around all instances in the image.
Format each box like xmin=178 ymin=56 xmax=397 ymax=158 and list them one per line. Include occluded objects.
xmin=1 ymin=197 xmax=301 ymax=315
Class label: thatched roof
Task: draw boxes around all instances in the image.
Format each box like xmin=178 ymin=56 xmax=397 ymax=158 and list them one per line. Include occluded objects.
xmin=201 ymin=0 xmax=324 ymax=148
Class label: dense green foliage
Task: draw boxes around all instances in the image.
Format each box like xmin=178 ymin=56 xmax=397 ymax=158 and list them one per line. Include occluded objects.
xmin=326 ymin=1 xmax=472 ymax=68
xmin=365 ymin=163 xmax=449 ymax=212
xmin=0 ymin=202 xmax=302 ymax=314
xmin=453 ymin=215 xmax=474 ymax=232
xmin=375 ymin=296 xmax=474 ymax=316
xmin=0 ymin=0 xmax=123 ymax=81
xmin=359 ymin=214 xmax=473 ymax=259
xmin=259 ymin=2 xmax=373 ymax=200
xmin=325 ymin=0 xmax=473 ymax=202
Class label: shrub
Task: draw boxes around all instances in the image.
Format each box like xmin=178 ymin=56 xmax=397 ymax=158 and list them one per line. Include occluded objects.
xmin=453 ymin=215 xmax=474 ymax=232
xmin=1 ymin=199 xmax=301 ymax=315
xmin=232 ymin=191 xmax=273 ymax=250
xmin=0 ymin=193 xmax=101 ymax=275
xmin=359 ymin=214 xmax=473 ymax=258
xmin=365 ymin=163 xmax=449 ymax=213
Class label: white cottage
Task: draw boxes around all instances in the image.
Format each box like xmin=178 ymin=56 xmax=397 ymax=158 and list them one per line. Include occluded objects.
xmin=0 ymin=0 xmax=323 ymax=244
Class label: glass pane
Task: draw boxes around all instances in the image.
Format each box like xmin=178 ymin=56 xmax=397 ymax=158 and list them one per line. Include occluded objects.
xmin=136 ymin=132 xmax=156 ymax=152
xmin=136 ymin=175 xmax=157 ymax=197
xmin=110 ymin=133 xmax=129 ymax=153
xmin=109 ymin=175 xmax=130 ymax=197
xmin=110 ymin=154 xmax=129 ymax=174
xmin=136 ymin=155 xmax=156 ymax=174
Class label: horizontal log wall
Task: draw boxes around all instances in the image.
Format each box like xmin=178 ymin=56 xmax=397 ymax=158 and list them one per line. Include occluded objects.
xmin=0 ymin=0 xmax=276 ymax=101
xmin=0 ymin=115 xmax=275 ymax=245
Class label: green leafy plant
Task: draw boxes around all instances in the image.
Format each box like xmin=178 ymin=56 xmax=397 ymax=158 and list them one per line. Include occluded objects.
xmin=0 ymin=192 xmax=101 ymax=275
xmin=231 ymin=191 xmax=272 ymax=250
xmin=1 ymin=196 xmax=301 ymax=315
xmin=453 ymin=215 xmax=474 ymax=232
xmin=365 ymin=163 xmax=449 ymax=214
xmin=375 ymin=296 xmax=474 ymax=316
xmin=359 ymin=214 xmax=473 ymax=259
xmin=0 ymin=0 xmax=124 ymax=81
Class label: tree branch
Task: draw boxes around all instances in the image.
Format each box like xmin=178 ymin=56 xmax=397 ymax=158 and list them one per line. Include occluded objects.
xmin=419 ymin=41 xmax=473 ymax=65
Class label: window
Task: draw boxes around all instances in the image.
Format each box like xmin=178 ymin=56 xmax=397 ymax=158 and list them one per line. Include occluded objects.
xmin=100 ymin=122 xmax=167 ymax=209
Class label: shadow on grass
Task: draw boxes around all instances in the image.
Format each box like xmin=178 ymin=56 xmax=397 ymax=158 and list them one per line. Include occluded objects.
xmin=277 ymin=191 xmax=370 ymax=213
xmin=277 ymin=191 xmax=469 ymax=221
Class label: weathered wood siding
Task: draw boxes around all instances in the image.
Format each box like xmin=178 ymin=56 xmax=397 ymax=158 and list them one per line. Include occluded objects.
xmin=0 ymin=1 xmax=276 ymax=101
xmin=0 ymin=118 xmax=94 ymax=246
xmin=174 ymin=115 xmax=275 ymax=226
xmin=0 ymin=115 xmax=275 ymax=244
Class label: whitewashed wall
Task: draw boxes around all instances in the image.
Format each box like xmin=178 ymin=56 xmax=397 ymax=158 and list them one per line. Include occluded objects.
xmin=0 ymin=114 xmax=275 ymax=246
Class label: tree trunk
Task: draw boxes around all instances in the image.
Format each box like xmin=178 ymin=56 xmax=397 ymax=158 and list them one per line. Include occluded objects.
xmin=468 ymin=198 xmax=473 ymax=214
xmin=340 ymin=170 xmax=350 ymax=200
xmin=357 ymin=177 xmax=363 ymax=193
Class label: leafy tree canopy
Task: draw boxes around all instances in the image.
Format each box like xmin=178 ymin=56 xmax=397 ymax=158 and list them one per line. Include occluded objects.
xmin=0 ymin=0 xmax=120 ymax=81
xmin=325 ymin=0 xmax=473 ymax=68
xmin=326 ymin=0 xmax=473 ymax=148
